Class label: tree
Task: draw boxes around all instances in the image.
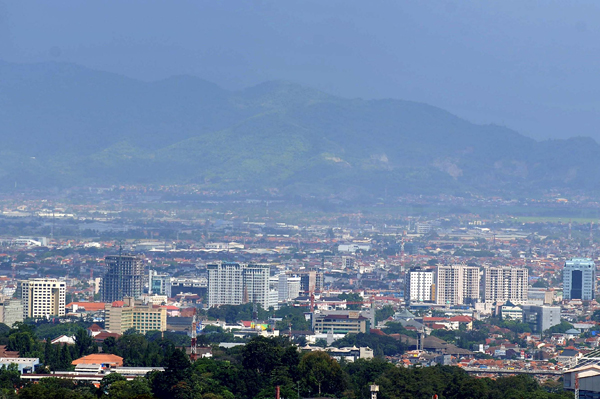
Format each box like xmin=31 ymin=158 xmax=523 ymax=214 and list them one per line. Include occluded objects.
xmin=298 ymin=351 xmax=345 ymax=396
xmin=98 ymin=373 xmax=127 ymax=396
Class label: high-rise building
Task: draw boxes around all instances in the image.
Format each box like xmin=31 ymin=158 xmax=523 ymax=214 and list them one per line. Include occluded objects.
xmin=564 ymin=258 xmax=596 ymax=300
xmin=405 ymin=267 xmax=435 ymax=303
xmin=20 ymin=278 xmax=66 ymax=319
xmin=298 ymin=270 xmax=323 ymax=293
xmin=207 ymin=262 xmax=243 ymax=308
xmin=436 ymin=265 xmax=480 ymax=306
xmin=149 ymin=270 xmax=172 ymax=298
xmin=243 ymin=264 xmax=270 ymax=309
xmin=483 ymin=266 xmax=528 ymax=304
xmin=105 ymin=297 xmax=167 ymax=334
xmin=101 ymin=255 xmax=145 ymax=302
xmin=207 ymin=262 xmax=270 ymax=309
xmin=278 ymin=274 xmax=301 ymax=302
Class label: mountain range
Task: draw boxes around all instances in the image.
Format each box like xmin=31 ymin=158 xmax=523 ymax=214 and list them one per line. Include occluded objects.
xmin=1 ymin=60 xmax=599 ymax=197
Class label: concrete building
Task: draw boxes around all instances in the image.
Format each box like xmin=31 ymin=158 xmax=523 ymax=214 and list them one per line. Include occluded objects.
xmin=405 ymin=267 xmax=435 ymax=303
xmin=278 ymin=274 xmax=301 ymax=302
xmin=105 ymin=297 xmax=167 ymax=334
xmin=313 ymin=311 xmax=368 ymax=334
xmin=483 ymin=266 xmax=528 ymax=304
xmin=207 ymin=262 xmax=270 ymax=309
xmin=522 ymin=305 xmax=561 ymax=333
xmin=298 ymin=270 xmax=323 ymax=293
xmin=564 ymin=258 xmax=596 ymax=301
xmin=101 ymin=255 xmax=145 ymax=302
xmin=499 ymin=301 xmax=523 ymax=320
xmin=0 ymin=299 xmax=23 ymax=327
xmin=241 ymin=264 xmax=270 ymax=309
xmin=435 ymin=265 xmax=480 ymax=306
xmin=20 ymin=278 xmax=66 ymax=319
xmin=148 ymin=270 xmax=172 ymax=298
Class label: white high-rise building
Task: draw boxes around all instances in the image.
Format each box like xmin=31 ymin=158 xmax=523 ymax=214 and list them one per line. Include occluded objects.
xmin=207 ymin=262 xmax=243 ymax=308
xmin=405 ymin=268 xmax=435 ymax=302
xmin=20 ymin=278 xmax=66 ymax=319
xmin=207 ymin=262 xmax=271 ymax=309
xmin=483 ymin=266 xmax=528 ymax=304
xmin=436 ymin=265 xmax=480 ymax=306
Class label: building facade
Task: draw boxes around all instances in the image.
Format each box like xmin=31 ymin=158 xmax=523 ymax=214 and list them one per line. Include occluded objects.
xmin=101 ymin=255 xmax=145 ymax=302
xmin=436 ymin=265 xmax=480 ymax=306
xmin=105 ymin=297 xmax=167 ymax=334
xmin=564 ymin=258 xmax=596 ymax=300
xmin=0 ymin=299 xmax=23 ymax=327
xmin=483 ymin=266 xmax=528 ymax=304
xmin=298 ymin=271 xmax=323 ymax=293
xmin=313 ymin=311 xmax=368 ymax=334
xmin=20 ymin=278 xmax=66 ymax=319
xmin=405 ymin=267 xmax=435 ymax=303
xmin=207 ymin=262 xmax=271 ymax=309
xmin=278 ymin=274 xmax=301 ymax=302
xmin=522 ymin=305 xmax=561 ymax=333
xmin=149 ymin=270 xmax=172 ymax=298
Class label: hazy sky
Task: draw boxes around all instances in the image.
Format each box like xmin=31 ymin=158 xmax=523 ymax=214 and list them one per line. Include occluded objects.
xmin=2 ymin=0 xmax=600 ymax=141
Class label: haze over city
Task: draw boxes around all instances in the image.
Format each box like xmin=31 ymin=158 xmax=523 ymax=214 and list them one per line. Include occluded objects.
xmin=1 ymin=2 xmax=600 ymax=399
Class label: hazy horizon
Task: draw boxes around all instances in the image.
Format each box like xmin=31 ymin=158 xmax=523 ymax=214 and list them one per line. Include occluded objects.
xmin=3 ymin=1 xmax=600 ymax=142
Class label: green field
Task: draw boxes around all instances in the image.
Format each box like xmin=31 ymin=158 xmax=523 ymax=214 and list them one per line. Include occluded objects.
xmin=513 ymin=216 xmax=600 ymax=224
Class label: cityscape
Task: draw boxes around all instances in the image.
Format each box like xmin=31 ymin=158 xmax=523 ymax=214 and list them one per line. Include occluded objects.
xmin=4 ymin=1 xmax=600 ymax=398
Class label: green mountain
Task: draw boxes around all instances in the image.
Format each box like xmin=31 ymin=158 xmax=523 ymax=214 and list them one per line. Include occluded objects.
xmin=1 ymin=60 xmax=599 ymax=196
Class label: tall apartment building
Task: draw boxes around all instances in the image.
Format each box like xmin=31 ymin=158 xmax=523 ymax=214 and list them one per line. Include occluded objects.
xmin=483 ymin=266 xmax=528 ymax=304
xmin=436 ymin=265 xmax=480 ymax=306
xmin=207 ymin=262 xmax=270 ymax=309
xmin=20 ymin=278 xmax=66 ymax=319
xmin=405 ymin=267 xmax=435 ymax=303
xmin=101 ymin=255 xmax=145 ymax=302
xmin=243 ymin=264 xmax=270 ymax=308
xmin=149 ymin=270 xmax=172 ymax=298
xmin=105 ymin=297 xmax=167 ymax=334
xmin=564 ymin=258 xmax=596 ymax=300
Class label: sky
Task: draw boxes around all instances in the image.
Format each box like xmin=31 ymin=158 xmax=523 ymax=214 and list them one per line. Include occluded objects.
xmin=1 ymin=0 xmax=600 ymax=141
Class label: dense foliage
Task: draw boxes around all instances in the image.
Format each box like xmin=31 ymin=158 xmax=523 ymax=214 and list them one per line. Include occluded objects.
xmin=0 ymin=334 xmax=576 ymax=399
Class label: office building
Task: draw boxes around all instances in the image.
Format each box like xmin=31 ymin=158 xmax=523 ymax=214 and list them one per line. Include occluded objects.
xmin=278 ymin=274 xmax=301 ymax=302
xmin=20 ymin=278 xmax=66 ymax=319
xmin=0 ymin=299 xmax=23 ymax=327
xmin=149 ymin=270 xmax=172 ymax=298
xmin=405 ymin=267 xmax=435 ymax=303
xmin=436 ymin=265 xmax=480 ymax=306
xmin=207 ymin=262 xmax=270 ymax=309
xmin=313 ymin=311 xmax=368 ymax=334
xmin=483 ymin=266 xmax=528 ymax=304
xmin=101 ymin=255 xmax=145 ymax=302
xmin=522 ymin=305 xmax=561 ymax=333
xmin=105 ymin=297 xmax=167 ymax=334
xmin=564 ymin=258 xmax=596 ymax=300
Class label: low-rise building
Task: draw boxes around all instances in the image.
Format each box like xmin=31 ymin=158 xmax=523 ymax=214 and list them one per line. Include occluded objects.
xmin=313 ymin=311 xmax=368 ymax=334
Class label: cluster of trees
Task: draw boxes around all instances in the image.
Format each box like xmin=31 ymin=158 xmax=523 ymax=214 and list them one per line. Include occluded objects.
xmin=0 ymin=335 xmax=575 ymax=398
xmin=0 ymin=323 xmax=98 ymax=372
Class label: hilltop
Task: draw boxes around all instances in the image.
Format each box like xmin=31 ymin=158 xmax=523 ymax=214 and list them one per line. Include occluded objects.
xmin=1 ymin=60 xmax=599 ymax=197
